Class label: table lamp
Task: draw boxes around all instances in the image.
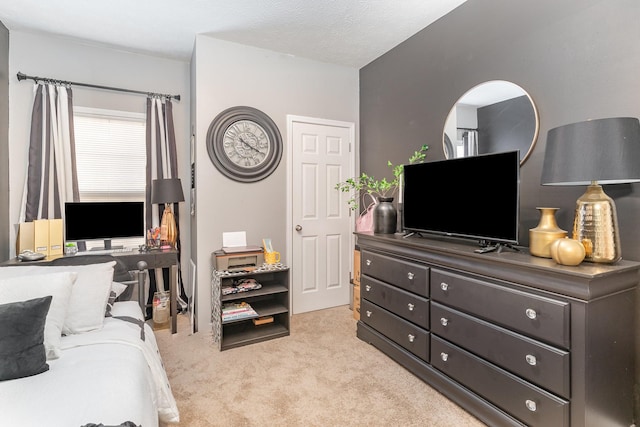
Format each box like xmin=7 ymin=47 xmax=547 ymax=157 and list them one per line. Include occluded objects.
xmin=541 ymin=117 xmax=640 ymax=263
xmin=151 ymin=178 xmax=185 ymax=248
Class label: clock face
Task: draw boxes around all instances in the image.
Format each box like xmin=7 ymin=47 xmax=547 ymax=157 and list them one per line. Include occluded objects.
xmin=206 ymin=106 xmax=283 ymax=182
xmin=222 ymin=120 xmax=271 ymax=168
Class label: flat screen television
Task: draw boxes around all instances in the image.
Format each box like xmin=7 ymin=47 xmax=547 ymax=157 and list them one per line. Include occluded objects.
xmin=402 ymin=151 xmax=520 ymax=248
xmin=64 ymin=201 xmax=145 ymax=250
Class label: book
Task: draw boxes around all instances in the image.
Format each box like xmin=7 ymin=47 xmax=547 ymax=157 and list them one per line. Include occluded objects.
xmin=222 ymin=301 xmax=254 ymax=312
xmin=33 ymin=219 xmax=49 ymax=255
xmin=48 ymin=218 xmax=64 ymax=256
xmin=222 ymin=312 xmax=257 ymax=321
xmin=16 ymin=222 xmax=35 ymax=253
xmin=221 ymin=302 xmax=258 ymax=322
xmin=223 ymin=311 xmax=259 ymax=322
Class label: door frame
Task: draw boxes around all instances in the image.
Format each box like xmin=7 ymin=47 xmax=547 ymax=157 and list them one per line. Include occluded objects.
xmin=286 ymin=115 xmax=357 ymax=314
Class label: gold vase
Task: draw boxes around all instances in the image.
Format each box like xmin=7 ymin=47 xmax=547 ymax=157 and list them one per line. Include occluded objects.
xmin=529 ymin=207 xmax=567 ymax=258
xmin=572 ymin=183 xmax=621 ymax=263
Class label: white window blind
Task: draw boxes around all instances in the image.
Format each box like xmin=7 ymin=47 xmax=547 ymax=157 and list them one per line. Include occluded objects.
xmin=73 ymin=107 xmax=146 ymax=201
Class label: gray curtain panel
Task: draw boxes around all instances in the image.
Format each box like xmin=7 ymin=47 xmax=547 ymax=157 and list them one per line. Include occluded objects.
xmin=24 ymin=84 xmax=79 ymax=221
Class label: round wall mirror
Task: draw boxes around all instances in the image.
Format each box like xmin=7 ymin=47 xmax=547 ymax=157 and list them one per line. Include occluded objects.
xmin=443 ymin=80 xmax=539 ymax=165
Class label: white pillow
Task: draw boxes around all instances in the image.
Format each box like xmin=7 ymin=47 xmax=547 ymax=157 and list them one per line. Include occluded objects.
xmin=0 ymin=261 xmax=116 ymax=334
xmin=105 ymin=282 xmax=129 ymax=317
xmin=111 ymin=281 xmax=128 ymax=299
xmin=0 ymin=272 xmax=76 ymax=360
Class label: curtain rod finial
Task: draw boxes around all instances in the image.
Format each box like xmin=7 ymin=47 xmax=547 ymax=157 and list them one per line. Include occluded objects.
xmin=17 ymin=72 xmax=26 ymax=81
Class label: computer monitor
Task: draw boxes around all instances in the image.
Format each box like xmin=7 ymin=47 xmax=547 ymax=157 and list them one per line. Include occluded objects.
xmin=64 ymin=201 xmax=145 ymax=251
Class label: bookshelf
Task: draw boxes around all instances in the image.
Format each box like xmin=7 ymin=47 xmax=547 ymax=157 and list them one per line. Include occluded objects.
xmin=212 ymin=264 xmax=290 ymax=350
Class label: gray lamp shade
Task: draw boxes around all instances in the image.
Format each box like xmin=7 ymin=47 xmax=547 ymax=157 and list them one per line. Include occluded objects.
xmin=541 ymin=117 xmax=640 ymax=185
xmin=151 ymin=178 xmax=185 ymax=204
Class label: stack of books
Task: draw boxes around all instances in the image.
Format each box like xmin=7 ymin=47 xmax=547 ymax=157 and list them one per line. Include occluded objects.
xmin=221 ymin=301 xmax=258 ymax=322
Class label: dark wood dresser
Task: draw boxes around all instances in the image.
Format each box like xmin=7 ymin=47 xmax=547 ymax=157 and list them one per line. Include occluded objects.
xmin=356 ymin=232 xmax=639 ymax=427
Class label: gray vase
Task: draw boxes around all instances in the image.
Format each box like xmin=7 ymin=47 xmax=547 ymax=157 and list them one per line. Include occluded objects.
xmin=373 ymin=197 xmax=397 ymax=234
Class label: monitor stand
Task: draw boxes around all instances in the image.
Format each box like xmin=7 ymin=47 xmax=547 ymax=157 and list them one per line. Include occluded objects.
xmin=77 ymin=239 xmax=123 ymax=252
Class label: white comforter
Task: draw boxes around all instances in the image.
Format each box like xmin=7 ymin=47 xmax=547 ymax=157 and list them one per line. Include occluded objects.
xmin=0 ymin=301 xmax=179 ymax=427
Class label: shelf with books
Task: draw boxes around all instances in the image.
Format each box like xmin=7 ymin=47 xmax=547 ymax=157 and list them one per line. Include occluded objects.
xmin=221 ymin=301 xmax=259 ymax=323
xmin=212 ymin=263 xmax=290 ymax=350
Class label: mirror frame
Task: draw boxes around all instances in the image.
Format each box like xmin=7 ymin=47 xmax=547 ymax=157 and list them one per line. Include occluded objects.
xmin=443 ymin=80 xmax=540 ymax=166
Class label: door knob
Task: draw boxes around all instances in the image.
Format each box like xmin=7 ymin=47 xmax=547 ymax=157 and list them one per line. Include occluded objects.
xmin=295 ymin=225 xmax=302 ymax=231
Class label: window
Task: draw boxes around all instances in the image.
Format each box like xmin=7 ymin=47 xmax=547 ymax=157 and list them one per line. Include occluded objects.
xmin=73 ymin=107 xmax=146 ymax=248
xmin=73 ymin=107 xmax=146 ymax=201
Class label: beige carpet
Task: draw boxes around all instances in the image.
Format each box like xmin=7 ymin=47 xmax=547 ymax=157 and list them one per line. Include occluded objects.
xmin=154 ymin=306 xmax=486 ymax=427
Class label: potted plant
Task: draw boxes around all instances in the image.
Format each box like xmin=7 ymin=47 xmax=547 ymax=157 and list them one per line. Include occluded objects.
xmin=335 ymin=145 xmax=429 ymax=233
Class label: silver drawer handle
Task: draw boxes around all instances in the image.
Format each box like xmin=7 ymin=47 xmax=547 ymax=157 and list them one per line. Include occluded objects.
xmin=407 ymin=303 xmax=415 ymax=311
xmin=440 ymin=317 xmax=449 ymax=327
xmin=366 ymin=310 xmax=372 ymax=318
xmin=525 ymin=399 xmax=537 ymax=412
xmin=407 ymin=272 xmax=415 ymax=280
xmin=365 ymin=285 xmax=371 ymax=292
xmin=525 ymin=354 xmax=537 ymax=366
xmin=440 ymin=282 xmax=449 ymax=291
xmin=525 ymin=308 xmax=538 ymax=320
xmin=407 ymin=334 xmax=415 ymax=343
xmin=366 ymin=259 xmax=372 ymax=266
xmin=440 ymin=352 xmax=448 ymax=362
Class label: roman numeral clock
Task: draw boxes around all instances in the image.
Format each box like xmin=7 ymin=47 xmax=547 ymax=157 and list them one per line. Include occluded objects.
xmin=206 ymin=106 xmax=283 ymax=182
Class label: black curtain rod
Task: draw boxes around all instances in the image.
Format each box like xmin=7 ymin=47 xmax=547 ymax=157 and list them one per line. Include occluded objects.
xmin=16 ymin=72 xmax=180 ymax=101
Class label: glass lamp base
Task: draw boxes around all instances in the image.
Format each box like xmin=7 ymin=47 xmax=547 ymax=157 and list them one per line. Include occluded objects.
xmin=572 ymin=183 xmax=621 ymax=263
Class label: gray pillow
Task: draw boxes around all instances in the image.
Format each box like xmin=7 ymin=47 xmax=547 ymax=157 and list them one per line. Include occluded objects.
xmin=0 ymin=296 xmax=52 ymax=381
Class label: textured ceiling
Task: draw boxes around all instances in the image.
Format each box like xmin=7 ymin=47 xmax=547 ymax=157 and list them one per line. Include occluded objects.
xmin=0 ymin=0 xmax=467 ymax=68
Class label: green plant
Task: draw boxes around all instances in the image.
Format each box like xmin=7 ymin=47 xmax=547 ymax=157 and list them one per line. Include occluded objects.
xmin=335 ymin=144 xmax=429 ymax=210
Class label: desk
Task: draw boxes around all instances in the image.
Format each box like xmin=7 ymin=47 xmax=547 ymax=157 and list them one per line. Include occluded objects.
xmin=113 ymin=249 xmax=179 ymax=335
xmin=2 ymin=249 xmax=180 ymax=334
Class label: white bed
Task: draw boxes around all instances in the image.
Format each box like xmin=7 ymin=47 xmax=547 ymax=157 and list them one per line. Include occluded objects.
xmin=0 ymin=301 xmax=179 ymax=427
xmin=0 ymin=259 xmax=179 ymax=427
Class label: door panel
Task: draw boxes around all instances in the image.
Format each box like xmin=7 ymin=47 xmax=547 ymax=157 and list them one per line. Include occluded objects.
xmin=290 ymin=118 xmax=354 ymax=314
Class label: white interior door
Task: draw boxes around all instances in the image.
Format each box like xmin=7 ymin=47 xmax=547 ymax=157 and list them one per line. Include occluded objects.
xmin=288 ymin=116 xmax=355 ymax=314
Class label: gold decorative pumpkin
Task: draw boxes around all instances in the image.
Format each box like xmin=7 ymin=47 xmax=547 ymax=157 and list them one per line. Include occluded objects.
xmin=549 ymin=238 xmax=586 ymax=266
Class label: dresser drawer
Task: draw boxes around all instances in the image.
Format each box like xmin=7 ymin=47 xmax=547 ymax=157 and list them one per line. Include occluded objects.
xmin=361 ymin=299 xmax=429 ymax=362
xmin=361 ymin=250 xmax=429 ymax=297
xmin=431 ymin=269 xmax=570 ymax=349
xmin=431 ymin=336 xmax=569 ymax=427
xmin=361 ymin=275 xmax=429 ymax=329
xmin=431 ymin=302 xmax=570 ymax=398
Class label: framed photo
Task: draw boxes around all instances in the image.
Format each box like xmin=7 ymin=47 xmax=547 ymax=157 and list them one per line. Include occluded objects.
xmin=262 ymin=238 xmax=273 ymax=253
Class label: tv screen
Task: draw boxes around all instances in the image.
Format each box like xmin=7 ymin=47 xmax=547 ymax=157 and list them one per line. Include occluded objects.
xmin=402 ymin=151 xmax=520 ymax=245
xmin=64 ymin=202 xmax=145 ymax=243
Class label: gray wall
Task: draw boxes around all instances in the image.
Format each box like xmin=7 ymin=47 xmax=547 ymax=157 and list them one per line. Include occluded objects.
xmin=192 ymin=36 xmax=359 ymax=328
xmin=0 ymin=21 xmax=8 ymax=259
xmin=360 ymin=0 xmax=640 ymax=260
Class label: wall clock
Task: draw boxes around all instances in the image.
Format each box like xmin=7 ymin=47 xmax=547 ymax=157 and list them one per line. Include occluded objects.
xmin=206 ymin=106 xmax=283 ymax=183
